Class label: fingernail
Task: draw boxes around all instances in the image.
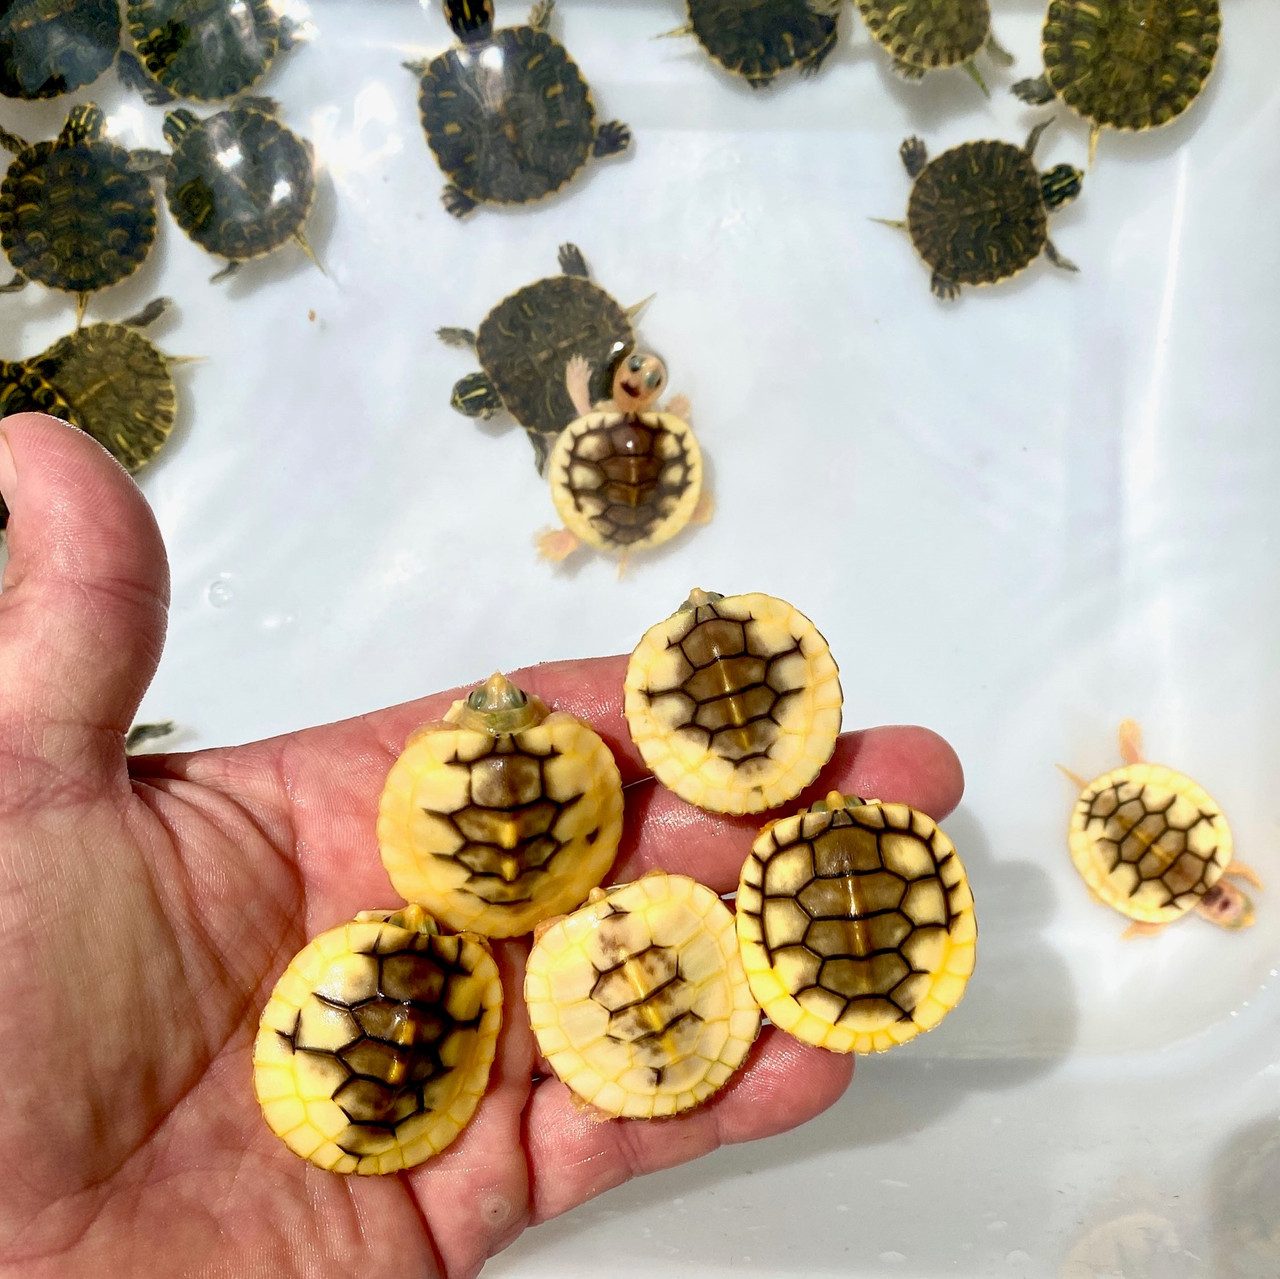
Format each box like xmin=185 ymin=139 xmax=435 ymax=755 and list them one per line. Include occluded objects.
xmin=0 ymin=432 xmax=16 ymax=504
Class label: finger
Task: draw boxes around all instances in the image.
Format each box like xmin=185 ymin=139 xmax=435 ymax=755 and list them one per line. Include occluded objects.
xmin=525 ymin=1029 xmax=852 ymax=1223
xmin=0 ymin=413 xmax=168 ymax=763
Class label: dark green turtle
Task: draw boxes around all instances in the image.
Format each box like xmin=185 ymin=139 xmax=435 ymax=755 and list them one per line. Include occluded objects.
xmin=879 ymin=122 xmax=1083 ymax=300
xmin=0 ymin=0 xmax=120 ymax=99
xmin=439 ymin=243 xmax=643 ymax=473
xmin=856 ymin=0 xmax=1013 ymax=93
xmin=407 ymin=0 xmax=630 ymax=218
xmin=1013 ymin=0 xmax=1220 ymax=163
xmin=162 ymin=99 xmax=317 ymax=281
xmin=661 ymin=0 xmax=843 ymax=88
xmin=0 ymin=359 xmax=73 ymax=526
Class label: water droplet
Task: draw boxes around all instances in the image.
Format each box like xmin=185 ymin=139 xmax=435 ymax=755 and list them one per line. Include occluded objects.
xmin=1006 ymin=1250 xmax=1032 ymax=1265
xmin=207 ymin=575 xmax=234 ymax=607
xmin=878 ymin=1252 xmax=906 ymax=1264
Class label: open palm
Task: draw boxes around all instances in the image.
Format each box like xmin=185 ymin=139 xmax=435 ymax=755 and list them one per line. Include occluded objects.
xmin=0 ymin=414 xmax=963 ymax=1279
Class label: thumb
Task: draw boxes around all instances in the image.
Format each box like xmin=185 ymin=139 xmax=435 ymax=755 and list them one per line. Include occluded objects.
xmin=0 ymin=413 xmax=169 ymax=770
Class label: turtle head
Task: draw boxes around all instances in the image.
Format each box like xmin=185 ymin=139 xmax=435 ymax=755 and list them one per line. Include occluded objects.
xmin=1041 ymin=163 xmax=1083 ymax=211
xmin=60 ymin=103 xmax=105 ymax=146
xmin=1195 ymin=879 xmax=1255 ymax=931
xmin=443 ymin=0 xmax=494 ymax=40
xmin=453 ymin=672 xmax=547 ymax=735
xmin=608 ymin=343 xmax=667 ymax=413
xmin=162 ymin=109 xmax=201 ymax=149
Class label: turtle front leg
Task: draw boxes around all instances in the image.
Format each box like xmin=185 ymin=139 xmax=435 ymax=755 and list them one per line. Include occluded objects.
xmin=537 ymin=527 xmax=580 ymax=563
xmin=1012 ymin=73 xmax=1055 ymax=106
xmin=0 ymin=125 xmax=29 ymax=154
xmin=210 ymin=259 xmax=242 ymax=283
xmin=437 ymin=326 xmax=477 ymax=349
xmin=116 ymin=50 xmax=174 ymax=105
xmin=891 ymin=59 xmax=927 ymax=81
xmin=930 ymin=271 xmax=960 ymax=301
xmin=442 ymin=184 xmax=479 ymax=218
xmin=528 ymin=0 xmax=555 ymax=31
xmin=127 ymin=148 xmax=170 ymax=175
xmin=690 ymin=489 xmax=715 ymax=526
xmin=0 ymin=272 xmax=26 ymax=295
xmin=900 ymin=136 xmax=928 ymax=178
xmin=799 ymin=23 xmax=840 ymax=78
xmin=1224 ymin=861 xmax=1264 ymax=890
xmin=663 ymin=392 xmax=690 ymax=421
xmin=1045 ymin=241 xmax=1079 ymax=274
xmin=1121 ymin=920 xmax=1168 ymax=940
xmin=558 ymin=243 xmax=590 ymax=277
xmin=593 ymin=121 xmax=631 ymax=158
xmin=122 ymin=297 xmax=171 ymax=329
xmin=985 ymin=31 xmax=1014 ymax=66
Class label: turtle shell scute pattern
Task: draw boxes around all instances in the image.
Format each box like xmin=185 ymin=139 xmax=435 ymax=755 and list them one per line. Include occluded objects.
xmin=417 ymin=26 xmax=595 ymax=206
xmin=524 ymin=873 xmax=761 ymax=1118
xmin=549 ymin=410 xmax=703 ymax=553
xmin=685 ymin=0 xmax=839 ymax=85
xmin=907 ymin=140 xmax=1047 ymax=287
xmin=856 ymin=0 xmax=990 ymax=69
xmin=0 ymin=137 xmax=157 ymax=293
xmin=378 ymin=713 xmax=624 ymax=937
xmin=1068 ymin=762 xmax=1232 ymax=923
xmin=253 ymin=913 xmax=502 ymax=1174
xmin=0 ymin=0 xmax=121 ymax=100
xmin=1042 ymin=0 xmax=1220 ymax=132
xmin=737 ymin=800 xmax=976 ymax=1053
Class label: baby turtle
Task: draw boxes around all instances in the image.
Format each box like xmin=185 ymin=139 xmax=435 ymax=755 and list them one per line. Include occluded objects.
xmin=378 ymin=672 xmax=624 ymax=938
xmin=524 ymin=871 xmax=761 ymax=1118
xmin=0 ymin=103 xmax=163 ymax=321
xmin=0 ymin=359 xmax=73 ymax=527
xmin=660 ymin=0 xmax=843 ymax=89
xmin=0 ymin=0 xmax=120 ymax=99
xmin=1013 ymin=0 xmax=1221 ymax=163
xmin=738 ymin=792 xmax=976 ymax=1053
xmin=538 ymin=347 xmax=709 ymax=568
xmin=162 ymin=100 xmax=317 ymax=281
xmin=625 ymin=589 xmax=842 ymax=815
xmin=1063 ymin=720 xmax=1262 ymax=937
xmin=407 ymin=0 xmax=630 ymax=218
xmin=253 ymin=904 xmax=503 ymax=1174
xmin=439 ymin=243 xmax=642 ymax=474
xmin=856 ymin=0 xmax=1013 ymax=93
xmin=879 ymin=121 xmax=1083 ymax=300
xmin=30 ymin=297 xmax=181 ymax=473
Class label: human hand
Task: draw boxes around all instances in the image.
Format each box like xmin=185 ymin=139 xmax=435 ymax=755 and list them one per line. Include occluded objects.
xmin=0 ymin=413 xmax=963 ymax=1279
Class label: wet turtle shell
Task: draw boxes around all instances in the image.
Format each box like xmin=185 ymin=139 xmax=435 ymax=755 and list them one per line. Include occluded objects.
xmin=0 ymin=104 xmax=159 ymax=310
xmin=125 ymin=0 xmax=281 ymax=101
xmin=0 ymin=358 xmax=73 ymax=526
xmin=162 ymin=102 xmax=315 ymax=275
xmin=675 ymin=0 xmax=841 ymax=88
xmin=30 ymin=297 xmax=178 ymax=473
xmin=625 ymin=589 xmax=842 ymax=815
xmin=377 ymin=673 xmax=624 ymax=938
xmin=440 ymin=243 xmax=636 ymax=474
xmin=737 ymin=792 xmax=976 ymax=1053
xmin=856 ymin=0 xmax=1009 ymax=89
xmin=409 ymin=0 xmax=630 ymax=217
xmin=253 ymin=905 xmax=503 ymax=1174
xmin=0 ymin=0 xmax=120 ymax=99
xmin=524 ymin=871 xmax=761 ymax=1118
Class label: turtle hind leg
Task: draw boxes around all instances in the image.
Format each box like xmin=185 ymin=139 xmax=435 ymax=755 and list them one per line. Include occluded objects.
xmin=450 ymin=372 xmax=502 ymax=418
xmin=984 ymin=31 xmax=1014 ymax=67
xmin=0 ymin=272 xmax=26 ymax=294
xmin=1117 ymin=719 xmax=1144 ymax=765
xmin=0 ymin=126 xmax=29 ymax=154
xmin=116 ymin=50 xmax=174 ymax=105
xmin=210 ymin=259 xmax=242 ymax=283
xmin=536 ymin=527 xmax=580 ymax=563
xmin=122 ymin=297 xmax=170 ymax=329
xmin=437 ymin=326 xmax=477 ymax=349
xmin=593 ymin=121 xmax=631 ymax=158
xmin=799 ymin=24 xmax=840 ymax=78
xmin=1012 ymin=73 xmax=1054 ymax=106
xmin=891 ymin=58 xmax=927 ymax=81
xmin=930 ymin=271 xmax=959 ymax=301
xmin=1044 ymin=241 xmax=1078 ymax=274
xmin=900 ymin=136 xmax=928 ymax=178
xmin=442 ymin=184 xmax=478 ymax=218
xmin=529 ymin=429 xmax=555 ymax=475
xmin=528 ymin=0 xmax=555 ymax=31
xmin=558 ymin=244 xmax=589 ymax=277
xmin=1121 ymin=920 xmax=1168 ymax=940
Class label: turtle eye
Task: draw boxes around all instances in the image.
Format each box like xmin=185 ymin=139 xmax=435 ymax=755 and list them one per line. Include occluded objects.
xmin=467 ymin=688 xmax=486 ymax=709
xmin=512 ymin=689 xmax=527 ymax=706
xmin=628 ymin=355 xmax=643 ymax=372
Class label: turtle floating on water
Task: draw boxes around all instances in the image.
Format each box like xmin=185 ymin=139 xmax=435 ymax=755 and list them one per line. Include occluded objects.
xmin=407 ymin=0 xmax=630 ymax=218
xmin=0 ymin=0 xmax=120 ymax=99
xmin=439 ymin=243 xmax=643 ymax=474
xmin=1013 ymin=0 xmax=1221 ymax=164
xmin=0 ymin=103 xmax=164 ymax=321
xmin=737 ymin=791 xmax=976 ymax=1053
xmin=162 ymin=99 xmax=318 ymax=281
xmin=855 ymin=0 xmax=1013 ymax=93
xmin=377 ymin=671 xmax=625 ymax=938
xmin=1063 ymin=719 xmax=1262 ymax=938
xmin=878 ymin=120 xmax=1083 ymax=300
xmin=624 ymin=588 xmax=843 ymax=815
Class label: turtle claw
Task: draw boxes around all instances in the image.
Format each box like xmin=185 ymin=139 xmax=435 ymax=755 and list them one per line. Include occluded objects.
xmin=900 ymin=136 xmax=928 ymax=178
xmin=593 ymin=120 xmax=631 ymax=158
xmin=442 ymin=183 xmax=478 ymax=218
xmin=930 ymin=272 xmax=960 ymax=301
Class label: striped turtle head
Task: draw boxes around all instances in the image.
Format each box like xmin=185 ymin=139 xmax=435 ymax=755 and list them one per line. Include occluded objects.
xmin=1041 ymin=163 xmax=1083 ymax=211
xmin=453 ymin=672 xmax=547 ymax=735
xmin=443 ymin=0 xmax=494 ymax=40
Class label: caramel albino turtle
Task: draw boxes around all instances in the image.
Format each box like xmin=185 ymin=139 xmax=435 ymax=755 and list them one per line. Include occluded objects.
xmin=880 ymin=121 xmax=1083 ymax=300
xmin=737 ymin=792 xmax=976 ymax=1053
xmin=30 ymin=297 xmax=180 ymax=473
xmin=856 ymin=0 xmax=1013 ymax=93
xmin=524 ymin=871 xmax=761 ymax=1118
xmin=0 ymin=0 xmax=120 ymax=99
xmin=378 ymin=672 xmax=624 ymax=938
xmin=0 ymin=358 xmax=73 ymax=526
xmin=407 ymin=0 xmax=630 ymax=219
xmin=537 ymin=346 xmax=709 ymax=568
xmin=253 ymin=904 xmax=502 ymax=1174
xmin=661 ymin=0 xmax=843 ymax=88
xmin=1013 ymin=0 xmax=1220 ymax=164
xmin=439 ymin=244 xmax=642 ymax=475
xmin=0 ymin=104 xmax=163 ymax=320
xmin=624 ymin=589 xmax=842 ymax=816
xmin=1063 ymin=719 xmax=1262 ymax=937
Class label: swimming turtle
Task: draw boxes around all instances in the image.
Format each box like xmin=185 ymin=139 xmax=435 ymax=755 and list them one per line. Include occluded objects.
xmin=1063 ymin=719 xmax=1262 ymax=937
xmin=856 ymin=0 xmax=1013 ymax=93
xmin=0 ymin=103 xmax=164 ymax=322
xmin=30 ymin=297 xmax=180 ymax=472
xmin=0 ymin=358 xmax=73 ymax=527
xmin=1013 ymin=0 xmax=1221 ymax=164
xmin=737 ymin=791 xmax=976 ymax=1053
xmin=524 ymin=871 xmax=761 ymax=1118
xmin=660 ymin=0 xmax=843 ymax=89
xmin=0 ymin=0 xmax=120 ymax=99
xmin=161 ymin=99 xmax=317 ymax=281
xmin=439 ymin=243 xmax=642 ymax=474
xmin=878 ymin=120 xmax=1083 ymax=300
xmin=253 ymin=904 xmax=503 ymax=1174
xmin=118 ymin=0 xmax=292 ymax=104
xmin=537 ymin=346 xmax=709 ymax=568
xmin=378 ymin=672 xmax=624 ymax=938
xmin=406 ymin=0 xmax=630 ymax=218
